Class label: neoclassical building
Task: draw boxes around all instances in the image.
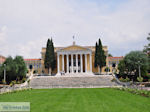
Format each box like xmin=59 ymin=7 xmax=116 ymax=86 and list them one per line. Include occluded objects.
xmin=41 ymin=42 xmax=109 ymax=75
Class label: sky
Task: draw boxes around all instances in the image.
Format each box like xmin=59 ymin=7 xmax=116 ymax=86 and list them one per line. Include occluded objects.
xmin=0 ymin=0 xmax=150 ymax=58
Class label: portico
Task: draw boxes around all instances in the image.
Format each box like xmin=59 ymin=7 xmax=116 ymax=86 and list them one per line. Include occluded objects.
xmin=57 ymin=45 xmax=92 ymax=75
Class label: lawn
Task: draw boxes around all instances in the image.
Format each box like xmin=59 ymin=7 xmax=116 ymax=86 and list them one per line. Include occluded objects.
xmin=0 ymin=88 xmax=150 ymax=112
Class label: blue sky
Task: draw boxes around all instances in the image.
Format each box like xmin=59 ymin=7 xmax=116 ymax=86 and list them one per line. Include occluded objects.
xmin=0 ymin=0 xmax=150 ymax=58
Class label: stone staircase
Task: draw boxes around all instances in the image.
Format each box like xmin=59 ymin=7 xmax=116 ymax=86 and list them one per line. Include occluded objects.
xmin=30 ymin=75 xmax=120 ymax=88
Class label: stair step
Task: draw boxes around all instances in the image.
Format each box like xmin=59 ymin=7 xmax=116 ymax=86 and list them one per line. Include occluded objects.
xmin=30 ymin=75 xmax=119 ymax=88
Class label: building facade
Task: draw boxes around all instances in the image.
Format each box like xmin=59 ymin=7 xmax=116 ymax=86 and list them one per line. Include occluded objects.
xmin=108 ymin=56 xmax=123 ymax=73
xmin=24 ymin=59 xmax=42 ymax=74
xmin=0 ymin=44 xmax=123 ymax=75
xmin=41 ymin=42 xmax=110 ymax=75
xmin=0 ymin=55 xmax=6 ymax=66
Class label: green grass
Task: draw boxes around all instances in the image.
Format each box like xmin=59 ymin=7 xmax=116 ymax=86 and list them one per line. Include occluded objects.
xmin=0 ymin=88 xmax=150 ymax=112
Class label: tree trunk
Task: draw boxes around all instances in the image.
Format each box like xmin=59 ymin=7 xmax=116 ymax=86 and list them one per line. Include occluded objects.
xmin=49 ymin=68 xmax=52 ymax=75
xmin=98 ymin=66 xmax=101 ymax=75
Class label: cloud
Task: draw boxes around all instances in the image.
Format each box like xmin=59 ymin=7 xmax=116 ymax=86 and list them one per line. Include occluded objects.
xmin=0 ymin=0 xmax=150 ymax=58
xmin=0 ymin=26 xmax=7 ymax=42
xmin=0 ymin=26 xmax=10 ymax=56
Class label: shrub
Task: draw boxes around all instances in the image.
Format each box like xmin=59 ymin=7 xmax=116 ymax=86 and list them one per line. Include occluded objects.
xmin=111 ymin=78 xmax=116 ymax=82
xmin=145 ymin=83 xmax=150 ymax=87
xmin=119 ymin=77 xmax=130 ymax=82
xmin=22 ymin=77 xmax=27 ymax=83
xmin=10 ymin=80 xmax=16 ymax=87
xmin=137 ymin=77 xmax=143 ymax=82
xmin=33 ymin=70 xmax=38 ymax=74
xmin=125 ymin=77 xmax=130 ymax=82
xmin=117 ymin=88 xmax=150 ymax=97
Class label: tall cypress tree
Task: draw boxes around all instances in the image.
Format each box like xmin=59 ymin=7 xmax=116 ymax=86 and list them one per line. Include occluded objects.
xmin=96 ymin=38 xmax=106 ymax=74
xmin=94 ymin=42 xmax=98 ymax=68
xmin=50 ymin=39 xmax=56 ymax=71
xmin=44 ymin=38 xmax=56 ymax=75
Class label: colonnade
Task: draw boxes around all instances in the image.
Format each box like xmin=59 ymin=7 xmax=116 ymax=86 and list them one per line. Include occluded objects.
xmin=57 ymin=53 xmax=92 ymax=74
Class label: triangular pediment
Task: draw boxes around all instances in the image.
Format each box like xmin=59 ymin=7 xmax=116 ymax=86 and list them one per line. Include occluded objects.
xmin=58 ymin=45 xmax=90 ymax=52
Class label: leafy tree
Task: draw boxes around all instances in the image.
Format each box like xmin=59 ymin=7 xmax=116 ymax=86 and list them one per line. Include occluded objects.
xmin=143 ymin=33 xmax=150 ymax=72
xmin=143 ymin=33 xmax=150 ymax=55
xmin=44 ymin=38 xmax=56 ymax=75
xmin=118 ymin=51 xmax=149 ymax=81
xmin=108 ymin=53 xmax=113 ymax=57
xmin=0 ymin=56 xmax=27 ymax=84
xmin=14 ymin=56 xmax=27 ymax=78
xmin=118 ymin=60 xmax=126 ymax=75
xmin=94 ymin=38 xmax=106 ymax=73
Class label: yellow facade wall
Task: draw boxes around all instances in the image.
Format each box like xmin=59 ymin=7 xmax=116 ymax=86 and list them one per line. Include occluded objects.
xmin=87 ymin=54 xmax=90 ymax=72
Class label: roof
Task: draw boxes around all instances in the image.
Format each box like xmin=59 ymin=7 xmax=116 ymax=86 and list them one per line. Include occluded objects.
xmin=41 ymin=45 xmax=108 ymax=53
xmin=24 ymin=59 xmax=41 ymax=61
xmin=0 ymin=55 xmax=6 ymax=59
xmin=57 ymin=45 xmax=92 ymax=52
xmin=108 ymin=56 xmax=124 ymax=59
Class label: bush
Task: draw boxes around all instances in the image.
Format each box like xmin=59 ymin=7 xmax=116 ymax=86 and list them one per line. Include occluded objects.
xmin=111 ymin=78 xmax=116 ymax=82
xmin=119 ymin=77 xmax=130 ymax=82
xmin=145 ymin=83 xmax=150 ymax=87
xmin=117 ymin=88 xmax=150 ymax=97
xmin=137 ymin=77 xmax=143 ymax=82
xmin=33 ymin=70 xmax=38 ymax=74
xmin=105 ymin=67 xmax=110 ymax=72
xmin=10 ymin=80 xmax=16 ymax=87
xmin=22 ymin=77 xmax=27 ymax=83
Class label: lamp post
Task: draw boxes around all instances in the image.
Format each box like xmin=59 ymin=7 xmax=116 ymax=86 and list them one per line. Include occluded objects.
xmin=4 ymin=64 xmax=6 ymax=84
xmin=138 ymin=61 xmax=141 ymax=77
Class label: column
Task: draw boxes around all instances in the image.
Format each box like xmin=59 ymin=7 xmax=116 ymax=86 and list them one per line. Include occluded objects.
xmin=76 ymin=54 xmax=78 ymax=73
xmin=67 ymin=54 xmax=69 ymax=73
xmin=90 ymin=53 xmax=92 ymax=73
xmin=85 ymin=54 xmax=87 ymax=73
xmin=62 ymin=54 xmax=64 ymax=72
xmin=71 ymin=54 xmax=74 ymax=73
xmin=57 ymin=54 xmax=60 ymax=73
xmin=80 ymin=54 xmax=83 ymax=73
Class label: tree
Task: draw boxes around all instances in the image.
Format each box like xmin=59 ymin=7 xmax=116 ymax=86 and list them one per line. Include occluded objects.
xmin=143 ymin=33 xmax=150 ymax=72
xmin=108 ymin=53 xmax=113 ymax=57
xmin=14 ymin=56 xmax=27 ymax=78
xmin=118 ymin=51 xmax=149 ymax=81
xmin=0 ymin=56 xmax=27 ymax=84
xmin=94 ymin=42 xmax=98 ymax=68
xmin=143 ymin=33 xmax=150 ymax=55
xmin=118 ymin=60 xmax=127 ymax=78
xmin=44 ymin=38 xmax=56 ymax=75
xmin=94 ymin=39 xmax=106 ymax=73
